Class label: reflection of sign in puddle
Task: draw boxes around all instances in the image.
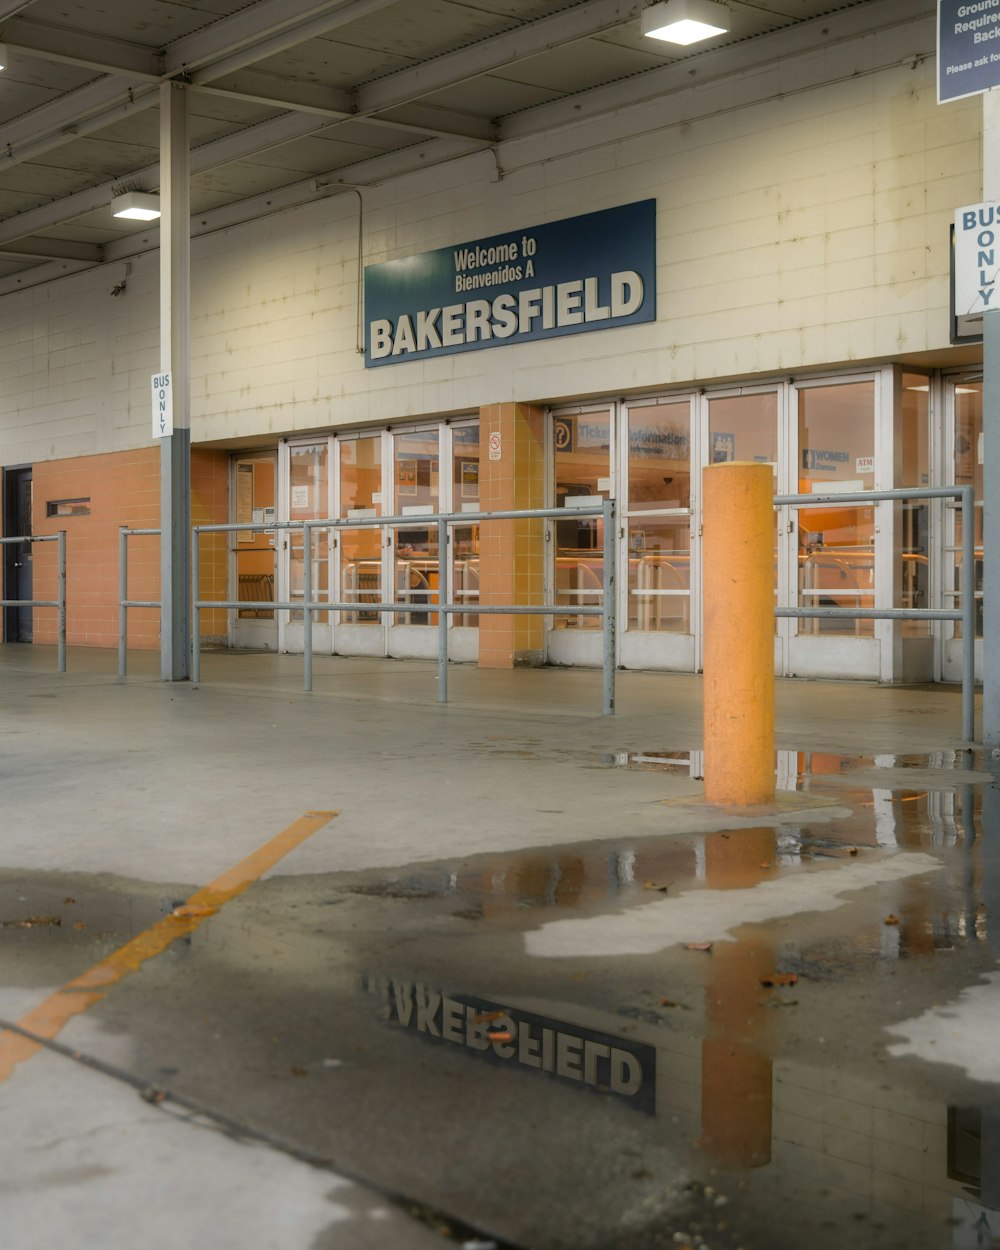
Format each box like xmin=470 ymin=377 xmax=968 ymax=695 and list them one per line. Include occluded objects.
xmin=365 ymin=976 xmax=655 ymax=1115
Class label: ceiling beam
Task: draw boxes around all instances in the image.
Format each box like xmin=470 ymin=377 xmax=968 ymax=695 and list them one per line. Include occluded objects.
xmin=500 ymin=0 xmax=931 ymax=140
xmin=168 ymin=0 xmax=399 ymax=79
xmin=2 ymin=17 xmax=161 ymax=79
xmin=0 ymin=237 xmax=103 ymax=262
xmin=0 ymin=86 xmax=159 ymax=172
xmin=0 ymin=257 xmax=98 ymax=295
xmin=356 ymin=0 xmax=647 ymax=115
xmin=0 ymin=110 xmax=332 ymax=248
xmin=191 ymin=80 xmax=496 ymax=142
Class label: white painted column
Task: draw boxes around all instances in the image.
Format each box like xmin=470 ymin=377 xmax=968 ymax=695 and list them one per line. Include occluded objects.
xmin=159 ymin=82 xmax=191 ymax=681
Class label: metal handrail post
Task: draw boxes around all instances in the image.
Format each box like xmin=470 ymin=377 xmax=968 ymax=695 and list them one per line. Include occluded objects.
xmin=118 ymin=526 xmax=128 ymax=677
xmin=191 ymin=527 xmax=201 ymax=684
xmin=961 ymin=485 xmax=976 ymax=744
xmin=56 ymin=530 xmax=66 ymax=674
xmin=303 ymin=522 xmax=313 ymax=693
xmin=437 ymin=516 xmax=448 ymax=704
xmin=602 ymin=497 xmax=616 ymax=716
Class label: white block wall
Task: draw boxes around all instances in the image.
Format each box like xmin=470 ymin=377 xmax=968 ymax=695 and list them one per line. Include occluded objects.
xmin=0 ymin=18 xmax=982 ymax=467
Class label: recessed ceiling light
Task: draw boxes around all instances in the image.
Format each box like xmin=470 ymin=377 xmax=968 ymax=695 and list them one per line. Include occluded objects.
xmin=111 ymin=191 xmax=161 ymax=222
xmin=641 ymin=0 xmax=729 ymax=46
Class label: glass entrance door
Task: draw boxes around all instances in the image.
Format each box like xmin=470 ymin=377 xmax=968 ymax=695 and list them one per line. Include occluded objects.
xmin=548 ymin=406 xmax=613 ymax=666
xmin=618 ymin=398 xmax=695 ymax=670
xmin=231 ymin=452 xmax=278 ymax=650
xmin=388 ymin=427 xmax=441 ymax=659
xmin=943 ymin=377 xmax=983 ymax=683
xmin=335 ymin=433 xmax=386 ymax=657
xmin=787 ymin=378 xmax=880 ymax=678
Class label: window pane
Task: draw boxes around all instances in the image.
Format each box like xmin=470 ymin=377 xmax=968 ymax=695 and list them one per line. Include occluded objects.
xmin=627 ymin=519 xmax=690 ymax=633
xmin=626 ymin=403 xmax=690 ymax=510
xmin=453 ymin=423 xmax=480 ymax=627
xmin=797 ymin=382 xmax=875 ymax=637
xmin=394 ymin=431 xmax=439 ymax=625
xmin=952 ymin=381 xmax=984 ymax=638
xmin=340 ymin=436 xmax=382 ymax=624
xmin=553 ymin=411 xmax=610 ymax=630
xmin=235 ymin=456 xmax=275 ymax=620
xmin=288 ymin=443 xmax=328 ymax=623
xmin=708 ymin=393 xmax=776 ymax=467
xmin=899 ymin=375 xmax=930 ymax=636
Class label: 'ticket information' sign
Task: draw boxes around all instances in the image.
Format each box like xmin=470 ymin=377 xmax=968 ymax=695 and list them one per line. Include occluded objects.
xmin=938 ymin=0 xmax=1000 ymax=102
xmin=363 ymin=200 xmax=656 ymax=368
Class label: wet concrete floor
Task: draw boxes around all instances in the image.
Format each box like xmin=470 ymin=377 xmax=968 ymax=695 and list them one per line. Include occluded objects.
xmin=1 ymin=648 xmax=998 ymax=1249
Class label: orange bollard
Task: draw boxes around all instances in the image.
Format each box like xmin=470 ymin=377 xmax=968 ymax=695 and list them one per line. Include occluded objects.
xmin=702 ymin=462 xmax=775 ymax=805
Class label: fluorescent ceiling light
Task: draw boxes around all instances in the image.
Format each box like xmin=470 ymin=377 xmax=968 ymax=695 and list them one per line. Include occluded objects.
xmin=111 ymin=191 xmax=160 ymax=221
xmin=641 ymin=0 xmax=729 ymax=45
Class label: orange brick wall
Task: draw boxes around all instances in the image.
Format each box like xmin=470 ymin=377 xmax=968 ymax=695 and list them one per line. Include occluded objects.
xmin=31 ymin=447 xmax=229 ymax=649
xmin=478 ymin=402 xmax=546 ymax=668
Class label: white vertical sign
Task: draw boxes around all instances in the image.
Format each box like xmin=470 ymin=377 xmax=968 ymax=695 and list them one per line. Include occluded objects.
xmin=151 ymin=372 xmax=173 ymax=438
xmin=954 ymin=203 xmax=1000 ymax=317
xmin=488 ymin=431 xmax=502 ymax=461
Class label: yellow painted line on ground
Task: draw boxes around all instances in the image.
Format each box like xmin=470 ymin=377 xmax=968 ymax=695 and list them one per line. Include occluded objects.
xmin=0 ymin=810 xmax=337 ymax=1085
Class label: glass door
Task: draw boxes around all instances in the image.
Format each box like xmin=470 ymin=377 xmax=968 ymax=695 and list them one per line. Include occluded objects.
xmin=388 ymin=427 xmax=441 ymax=659
xmin=449 ymin=421 xmax=481 ymax=662
xmin=548 ymin=405 xmax=613 ymax=667
xmin=618 ymin=397 xmax=695 ymax=670
xmin=231 ymin=451 xmax=278 ymax=651
xmin=787 ymin=378 xmax=880 ymax=678
xmin=943 ymin=377 xmax=983 ymax=683
xmin=335 ymin=432 xmax=387 ymax=657
xmin=702 ymin=389 xmax=782 ymax=673
xmin=281 ymin=441 xmax=330 ymax=654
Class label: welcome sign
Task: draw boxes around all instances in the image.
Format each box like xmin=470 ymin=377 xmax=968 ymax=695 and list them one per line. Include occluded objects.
xmin=364 ymin=199 xmax=656 ymax=367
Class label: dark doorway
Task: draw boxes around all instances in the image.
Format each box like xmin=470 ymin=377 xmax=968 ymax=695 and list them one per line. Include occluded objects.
xmin=3 ymin=466 xmax=33 ymax=642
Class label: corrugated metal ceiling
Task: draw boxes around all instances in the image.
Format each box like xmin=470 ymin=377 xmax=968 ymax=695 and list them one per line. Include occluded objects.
xmin=0 ymin=0 xmax=922 ymax=284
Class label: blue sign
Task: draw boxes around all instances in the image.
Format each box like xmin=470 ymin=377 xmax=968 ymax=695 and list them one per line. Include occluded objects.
xmin=364 ymin=200 xmax=656 ymax=367
xmin=938 ymin=0 xmax=1000 ymax=102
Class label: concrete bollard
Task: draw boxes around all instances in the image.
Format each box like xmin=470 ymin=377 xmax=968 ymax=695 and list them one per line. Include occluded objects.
xmin=702 ymin=461 xmax=775 ymax=805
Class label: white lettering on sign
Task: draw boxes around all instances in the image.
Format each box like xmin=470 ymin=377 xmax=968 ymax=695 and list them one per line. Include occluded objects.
xmin=488 ymin=431 xmax=502 ymax=462
xmin=954 ymin=202 xmax=1000 ymax=317
xmin=151 ymin=372 xmax=172 ymax=439
xmin=370 ymin=270 xmax=644 ymax=360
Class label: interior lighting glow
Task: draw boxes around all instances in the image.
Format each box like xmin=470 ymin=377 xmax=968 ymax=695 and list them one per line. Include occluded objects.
xmin=111 ymin=191 xmax=161 ymax=222
xmin=641 ymin=0 xmax=729 ymax=45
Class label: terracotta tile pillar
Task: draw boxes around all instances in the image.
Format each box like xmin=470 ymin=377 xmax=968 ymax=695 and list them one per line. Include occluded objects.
xmin=478 ymin=402 xmax=546 ymax=668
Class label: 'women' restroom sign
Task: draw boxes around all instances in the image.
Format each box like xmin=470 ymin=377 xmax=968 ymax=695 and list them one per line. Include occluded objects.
xmin=364 ymin=200 xmax=656 ymax=367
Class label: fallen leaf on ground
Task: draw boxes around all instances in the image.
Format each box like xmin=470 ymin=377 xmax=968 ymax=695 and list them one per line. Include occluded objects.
xmin=760 ymin=973 xmax=798 ymax=987
xmin=487 ymin=1029 xmax=514 ymax=1043
xmin=73 ymin=921 xmax=86 ymax=930
xmin=63 ymin=897 xmax=76 ymax=904
xmin=685 ymin=942 xmax=713 ymax=952
xmin=759 ymin=863 xmax=773 ymax=870
xmin=2 ymin=915 xmax=61 ymax=928
xmin=290 ymin=1066 xmax=308 ymax=1077
xmin=473 ymin=1010 xmax=505 ymax=1025
xmin=884 ymin=914 xmax=900 ymax=926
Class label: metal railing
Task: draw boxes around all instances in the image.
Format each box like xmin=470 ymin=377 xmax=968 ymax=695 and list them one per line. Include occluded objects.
xmin=0 ymin=531 xmax=66 ymax=672
xmin=774 ymin=486 xmax=976 ymax=743
xmin=118 ymin=526 xmax=161 ymax=677
xmin=191 ymin=501 xmax=617 ymax=715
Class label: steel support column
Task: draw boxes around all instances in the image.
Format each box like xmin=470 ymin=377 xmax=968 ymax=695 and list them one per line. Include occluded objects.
xmin=160 ymin=81 xmax=191 ymax=681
